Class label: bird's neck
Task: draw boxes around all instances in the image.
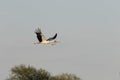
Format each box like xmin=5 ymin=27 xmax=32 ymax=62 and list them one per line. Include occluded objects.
xmin=34 ymin=42 xmax=40 ymax=44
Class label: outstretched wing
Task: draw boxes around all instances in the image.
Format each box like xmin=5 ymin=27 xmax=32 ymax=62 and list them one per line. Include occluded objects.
xmin=35 ymin=28 xmax=42 ymax=42
xmin=47 ymin=33 xmax=57 ymax=41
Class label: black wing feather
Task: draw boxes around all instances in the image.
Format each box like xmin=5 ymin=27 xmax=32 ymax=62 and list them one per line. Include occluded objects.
xmin=47 ymin=33 xmax=57 ymax=41
xmin=35 ymin=28 xmax=42 ymax=42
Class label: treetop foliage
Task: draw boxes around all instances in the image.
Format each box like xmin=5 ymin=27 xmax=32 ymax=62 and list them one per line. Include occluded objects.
xmin=6 ymin=64 xmax=81 ymax=80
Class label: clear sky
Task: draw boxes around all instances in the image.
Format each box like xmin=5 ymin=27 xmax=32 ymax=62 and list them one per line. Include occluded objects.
xmin=0 ymin=0 xmax=120 ymax=80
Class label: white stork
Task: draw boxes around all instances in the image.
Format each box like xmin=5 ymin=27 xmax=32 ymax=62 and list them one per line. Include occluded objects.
xmin=34 ymin=28 xmax=58 ymax=45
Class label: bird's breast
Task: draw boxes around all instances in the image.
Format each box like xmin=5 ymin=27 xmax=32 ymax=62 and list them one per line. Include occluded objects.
xmin=41 ymin=40 xmax=49 ymax=44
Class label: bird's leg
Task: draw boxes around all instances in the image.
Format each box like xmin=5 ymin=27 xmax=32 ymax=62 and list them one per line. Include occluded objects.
xmin=54 ymin=40 xmax=60 ymax=43
xmin=51 ymin=43 xmax=56 ymax=45
xmin=50 ymin=40 xmax=58 ymax=45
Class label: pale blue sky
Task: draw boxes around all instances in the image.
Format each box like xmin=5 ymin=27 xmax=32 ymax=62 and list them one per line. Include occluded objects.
xmin=0 ymin=0 xmax=120 ymax=80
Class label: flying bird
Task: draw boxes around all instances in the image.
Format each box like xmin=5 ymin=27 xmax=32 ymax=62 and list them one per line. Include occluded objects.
xmin=34 ymin=28 xmax=58 ymax=45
